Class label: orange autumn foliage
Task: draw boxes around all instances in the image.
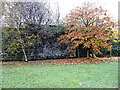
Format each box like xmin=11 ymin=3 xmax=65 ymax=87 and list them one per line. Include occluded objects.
xmin=57 ymin=2 xmax=117 ymax=54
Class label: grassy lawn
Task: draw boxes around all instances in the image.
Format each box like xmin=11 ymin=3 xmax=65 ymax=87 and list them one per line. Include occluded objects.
xmin=2 ymin=62 xmax=118 ymax=88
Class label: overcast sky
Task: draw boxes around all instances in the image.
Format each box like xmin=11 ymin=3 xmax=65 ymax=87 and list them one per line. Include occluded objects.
xmin=2 ymin=0 xmax=119 ymax=21
xmin=50 ymin=0 xmax=119 ymax=21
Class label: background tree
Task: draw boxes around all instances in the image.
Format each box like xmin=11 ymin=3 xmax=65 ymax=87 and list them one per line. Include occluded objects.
xmin=111 ymin=28 xmax=120 ymax=42
xmin=110 ymin=28 xmax=120 ymax=56
xmin=57 ymin=2 xmax=117 ymax=59
xmin=2 ymin=1 xmax=52 ymax=61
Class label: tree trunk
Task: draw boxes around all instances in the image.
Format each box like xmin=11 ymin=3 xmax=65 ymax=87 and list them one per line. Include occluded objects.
xmin=87 ymin=49 xmax=89 ymax=59
xmin=92 ymin=49 xmax=94 ymax=58
xmin=92 ymin=49 xmax=96 ymax=58
xmin=76 ymin=47 xmax=78 ymax=58
xmin=17 ymin=27 xmax=28 ymax=62
xmin=22 ymin=45 xmax=28 ymax=62
xmin=78 ymin=46 xmax=80 ymax=58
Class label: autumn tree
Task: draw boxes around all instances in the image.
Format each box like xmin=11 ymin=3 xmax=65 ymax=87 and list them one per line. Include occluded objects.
xmin=2 ymin=1 xmax=52 ymax=61
xmin=57 ymin=2 xmax=117 ymax=59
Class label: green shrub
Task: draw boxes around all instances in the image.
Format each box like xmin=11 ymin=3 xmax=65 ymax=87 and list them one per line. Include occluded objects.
xmin=111 ymin=42 xmax=120 ymax=56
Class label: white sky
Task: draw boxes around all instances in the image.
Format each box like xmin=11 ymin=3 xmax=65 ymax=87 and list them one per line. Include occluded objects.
xmin=2 ymin=0 xmax=119 ymax=21
xmin=50 ymin=0 xmax=119 ymax=21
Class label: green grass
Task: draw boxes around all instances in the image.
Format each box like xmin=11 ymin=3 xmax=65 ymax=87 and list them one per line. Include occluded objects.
xmin=2 ymin=62 xmax=118 ymax=88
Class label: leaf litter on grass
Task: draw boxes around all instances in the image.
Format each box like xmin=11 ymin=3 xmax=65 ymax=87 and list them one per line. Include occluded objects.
xmin=2 ymin=57 xmax=118 ymax=66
